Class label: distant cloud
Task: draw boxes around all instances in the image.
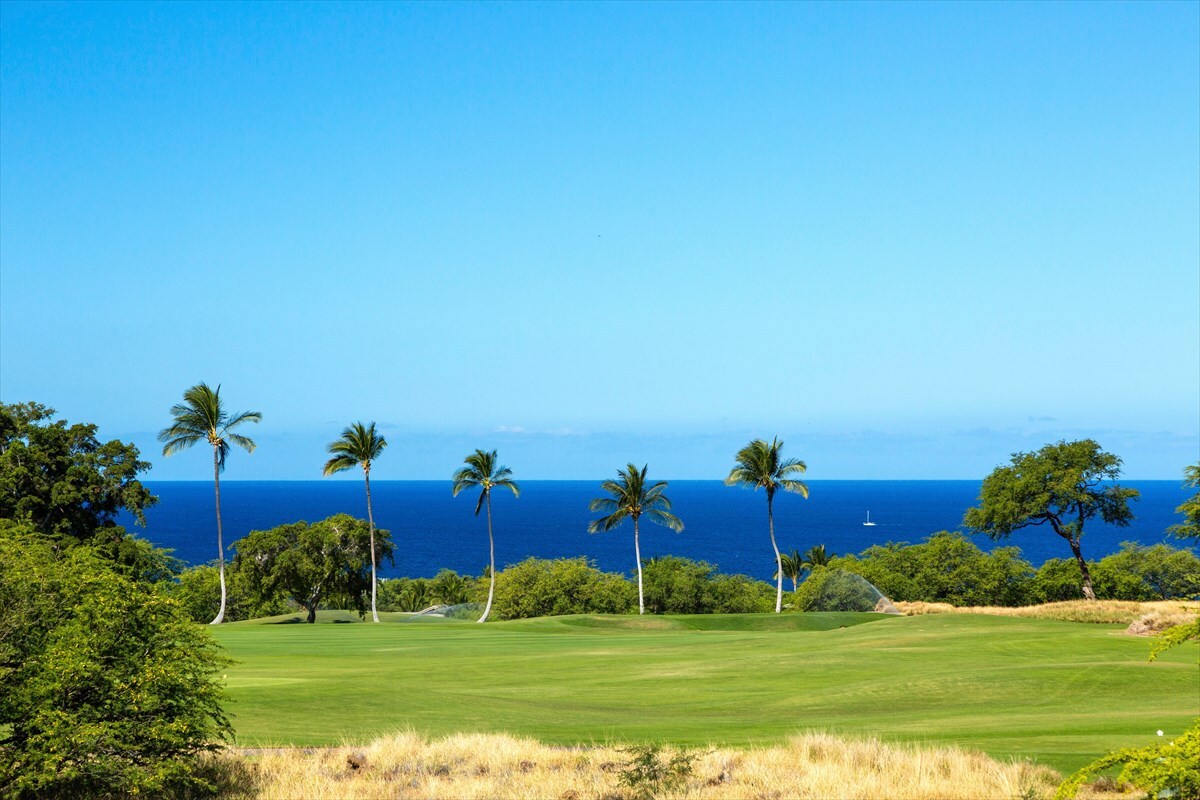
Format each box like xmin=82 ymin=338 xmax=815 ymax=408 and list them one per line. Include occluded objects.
xmin=493 ymin=425 xmax=584 ymax=437
xmin=1027 ymin=415 xmax=1058 ymax=422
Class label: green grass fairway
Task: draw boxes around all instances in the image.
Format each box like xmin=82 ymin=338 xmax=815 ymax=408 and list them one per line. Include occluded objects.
xmin=212 ymin=612 xmax=1198 ymax=772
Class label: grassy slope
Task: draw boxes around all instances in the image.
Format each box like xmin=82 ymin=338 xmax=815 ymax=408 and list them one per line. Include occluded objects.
xmin=212 ymin=612 xmax=1198 ymax=772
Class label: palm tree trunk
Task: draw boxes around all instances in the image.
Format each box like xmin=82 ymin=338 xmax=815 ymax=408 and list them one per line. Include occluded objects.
xmin=768 ymin=495 xmax=782 ymax=613
xmin=634 ymin=517 xmax=645 ymax=615
xmin=364 ymin=466 xmax=379 ymax=623
xmin=211 ymin=446 xmax=226 ymax=625
xmin=479 ymin=491 xmax=496 ymax=623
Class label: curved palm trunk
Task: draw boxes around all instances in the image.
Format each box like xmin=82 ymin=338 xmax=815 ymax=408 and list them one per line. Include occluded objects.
xmin=478 ymin=492 xmax=496 ymax=623
xmin=364 ymin=465 xmax=379 ymax=623
xmin=768 ymin=494 xmax=782 ymax=613
xmin=211 ymin=446 xmax=227 ymax=625
xmin=634 ymin=517 xmax=645 ymax=615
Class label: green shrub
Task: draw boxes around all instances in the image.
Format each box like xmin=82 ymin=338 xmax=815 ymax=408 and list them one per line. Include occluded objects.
xmin=0 ymin=529 xmax=231 ymax=798
xmin=617 ymin=744 xmax=700 ymax=800
xmin=642 ymin=556 xmax=717 ymax=614
xmin=1055 ymin=719 xmax=1200 ymax=800
xmin=641 ymin=557 xmax=773 ymax=614
xmin=831 ymin=532 xmax=1034 ymax=606
xmin=489 ymin=557 xmax=637 ymax=620
xmin=710 ymin=572 xmax=774 ymax=613
xmin=1033 ymin=544 xmax=1200 ymax=603
xmin=173 ymin=562 xmax=290 ymax=622
xmin=1098 ymin=542 xmax=1200 ymax=600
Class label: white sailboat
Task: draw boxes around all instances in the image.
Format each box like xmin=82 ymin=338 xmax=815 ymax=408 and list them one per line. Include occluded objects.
xmin=863 ymin=510 xmax=876 ymax=527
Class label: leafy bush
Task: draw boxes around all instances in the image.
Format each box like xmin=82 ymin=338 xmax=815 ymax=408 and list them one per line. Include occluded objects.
xmin=1032 ymin=544 xmax=1200 ymax=603
xmin=830 ymin=532 xmax=1034 ymax=606
xmin=709 ymin=572 xmax=775 ymax=613
xmin=0 ymin=528 xmax=231 ymax=798
xmin=617 ymin=744 xmax=700 ymax=800
xmin=1098 ymin=542 xmax=1200 ymax=600
xmin=1055 ymin=719 xmax=1200 ymax=800
xmin=488 ymin=557 xmax=637 ymax=620
xmin=641 ymin=557 xmax=773 ymax=614
xmin=173 ymin=562 xmax=291 ymax=622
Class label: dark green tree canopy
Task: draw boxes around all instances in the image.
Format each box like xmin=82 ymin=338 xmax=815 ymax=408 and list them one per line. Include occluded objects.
xmin=964 ymin=440 xmax=1139 ymax=541
xmin=234 ymin=514 xmax=394 ymax=623
xmin=0 ymin=401 xmax=156 ymax=542
xmin=963 ymin=439 xmax=1139 ymax=601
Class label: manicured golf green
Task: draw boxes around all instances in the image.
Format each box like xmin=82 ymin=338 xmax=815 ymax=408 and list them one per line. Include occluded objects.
xmin=212 ymin=612 xmax=1198 ymax=772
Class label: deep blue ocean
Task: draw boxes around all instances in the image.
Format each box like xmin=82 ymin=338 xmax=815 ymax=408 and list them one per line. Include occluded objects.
xmin=122 ymin=480 xmax=1193 ymax=582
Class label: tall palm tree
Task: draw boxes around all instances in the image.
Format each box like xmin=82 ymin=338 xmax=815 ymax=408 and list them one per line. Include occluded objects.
xmin=158 ymin=383 xmax=261 ymax=624
xmin=778 ymin=548 xmax=804 ymax=592
xmin=323 ymin=421 xmax=388 ymax=623
xmin=588 ymin=463 xmax=683 ymax=615
xmin=451 ymin=449 xmax=519 ymax=623
xmin=725 ymin=438 xmax=809 ymax=613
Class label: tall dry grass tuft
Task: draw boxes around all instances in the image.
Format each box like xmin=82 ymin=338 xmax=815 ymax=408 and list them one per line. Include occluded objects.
xmin=234 ymin=730 xmax=1062 ymax=800
xmin=894 ymin=599 xmax=1200 ymax=625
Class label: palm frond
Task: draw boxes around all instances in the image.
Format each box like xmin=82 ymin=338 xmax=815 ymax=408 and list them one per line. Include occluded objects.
xmin=159 ymin=431 xmax=204 ymax=455
xmin=646 ymin=508 xmax=684 ymax=532
xmin=226 ymin=433 xmax=257 ymax=454
xmin=779 ymin=479 xmax=810 ymax=497
xmin=224 ymin=410 xmax=263 ymax=432
xmin=587 ymin=508 xmax=628 ymax=533
xmin=322 ymin=453 xmax=360 ymax=476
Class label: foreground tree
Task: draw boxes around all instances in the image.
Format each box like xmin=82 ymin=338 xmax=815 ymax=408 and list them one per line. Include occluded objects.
xmin=726 ymin=438 xmax=809 ymax=613
xmin=588 ymin=463 xmax=684 ymax=615
xmin=0 ymin=402 xmax=158 ymax=562
xmin=159 ymin=383 xmax=262 ymax=624
xmin=452 ymin=449 xmax=519 ymax=623
xmin=1168 ymin=463 xmax=1200 ymax=542
xmin=234 ymin=513 xmax=393 ymax=623
xmin=0 ymin=524 xmax=231 ymax=797
xmin=323 ymin=421 xmax=388 ymax=622
xmin=964 ymin=439 xmax=1139 ymax=601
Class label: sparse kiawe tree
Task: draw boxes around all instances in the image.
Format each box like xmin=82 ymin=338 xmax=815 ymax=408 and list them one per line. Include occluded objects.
xmin=726 ymin=438 xmax=809 ymax=613
xmin=159 ymin=383 xmax=261 ymax=624
xmin=452 ymin=449 xmax=519 ymax=623
xmin=324 ymin=421 xmax=388 ymax=622
xmin=964 ymin=439 xmax=1139 ymax=601
xmin=234 ymin=514 xmax=393 ymax=623
xmin=588 ymin=463 xmax=684 ymax=615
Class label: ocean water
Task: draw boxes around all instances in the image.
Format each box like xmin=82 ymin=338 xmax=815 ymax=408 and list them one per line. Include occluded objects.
xmin=123 ymin=480 xmax=1192 ymax=582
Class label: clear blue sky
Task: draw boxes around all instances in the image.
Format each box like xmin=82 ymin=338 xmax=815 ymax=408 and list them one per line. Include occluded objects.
xmin=2 ymin=1 xmax=1197 ymax=480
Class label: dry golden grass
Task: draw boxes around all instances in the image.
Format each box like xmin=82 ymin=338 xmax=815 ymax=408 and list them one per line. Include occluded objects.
xmin=229 ymin=730 xmax=1063 ymax=800
xmin=893 ymin=599 xmax=1200 ymax=626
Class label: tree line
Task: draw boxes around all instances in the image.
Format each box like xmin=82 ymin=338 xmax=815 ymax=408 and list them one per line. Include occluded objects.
xmin=156 ymin=383 xmax=1200 ymax=624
